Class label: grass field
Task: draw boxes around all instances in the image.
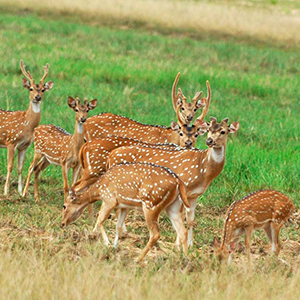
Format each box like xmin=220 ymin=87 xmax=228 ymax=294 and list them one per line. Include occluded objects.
xmin=0 ymin=1 xmax=300 ymax=299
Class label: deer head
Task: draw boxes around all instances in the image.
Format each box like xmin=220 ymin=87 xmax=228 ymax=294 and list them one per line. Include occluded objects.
xmin=172 ymin=73 xmax=211 ymax=124
xmin=171 ymin=105 xmax=207 ymax=148
xmin=199 ymin=117 xmax=240 ymax=149
xmin=67 ymin=97 xmax=98 ymax=124
xmin=61 ymin=188 xmax=88 ymax=228
xmin=20 ymin=60 xmax=54 ymax=103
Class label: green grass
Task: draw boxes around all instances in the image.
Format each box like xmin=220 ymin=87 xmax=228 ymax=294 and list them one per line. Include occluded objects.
xmin=0 ymin=8 xmax=300 ymax=299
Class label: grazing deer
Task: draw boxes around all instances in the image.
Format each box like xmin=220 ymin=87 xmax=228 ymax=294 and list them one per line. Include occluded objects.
xmin=0 ymin=60 xmax=53 ymax=196
xmin=172 ymin=73 xmax=211 ymax=124
xmin=213 ymin=190 xmax=294 ymax=264
xmin=61 ymin=162 xmax=190 ymax=262
xmin=107 ymin=117 xmax=240 ymax=246
xmin=83 ymin=82 xmax=210 ymax=144
xmin=22 ymin=97 xmax=97 ymax=202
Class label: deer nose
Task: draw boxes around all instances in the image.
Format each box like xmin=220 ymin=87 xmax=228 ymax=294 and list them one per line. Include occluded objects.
xmin=186 ymin=115 xmax=193 ymax=122
xmin=185 ymin=140 xmax=192 ymax=148
xmin=35 ymin=95 xmax=41 ymax=101
xmin=206 ymin=138 xmax=213 ymax=147
xmin=81 ymin=117 xmax=86 ymax=123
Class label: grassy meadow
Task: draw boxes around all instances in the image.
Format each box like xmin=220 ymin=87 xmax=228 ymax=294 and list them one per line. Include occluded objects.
xmin=0 ymin=1 xmax=300 ymax=298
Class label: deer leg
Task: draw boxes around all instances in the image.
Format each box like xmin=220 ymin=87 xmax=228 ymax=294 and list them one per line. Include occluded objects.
xmin=93 ymin=201 xmax=117 ymax=246
xmin=271 ymin=222 xmax=283 ymax=256
xmin=114 ymin=208 xmax=128 ymax=247
xmin=116 ymin=208 xmax=129 ymax=234
xmin=264 ymin=222 xmax=273 ymax=244
xmin=244 ymin=226 xmax=254 ymax=264
xmin=33 ymin=158 xmax=50 ymax=202
xmin=22 ymin=153 xmax=41 ymax=198
xmin=88 ymin=204 xmax=94 ymax=220
xmin=4 ymin=145 xmax=16 ymax=196
xmin=166 ymin=199 xmax=188 ymax=254
xmin=72 ymin=164 xmax=81 ymax=185
xmin=137 ymin=209 xmax=160 ymax=262
xmin=62 ymin=164 xmax=69 ymax=202
xmin=185 ymin=198 xmax=197 ymax=247
xmin=17 ymin=148 xmax=27 ymax=196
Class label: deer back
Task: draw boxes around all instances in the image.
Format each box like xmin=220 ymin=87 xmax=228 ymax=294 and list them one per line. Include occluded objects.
xmin=80 ymin=136 xmax=178 ymax=176
xmin=84 ymin=113 xmax=179 ymax=144
xmin=34 ymin=125 xmax=72 ymax=164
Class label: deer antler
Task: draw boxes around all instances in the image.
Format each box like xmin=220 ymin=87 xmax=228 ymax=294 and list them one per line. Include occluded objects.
xmin=20 ymin=60 xmax=34 ymax=85
xmin=195 ymin=80 xmax=211 ymax=121
xmin=176 ymin=104 xmax=185 ymax=126
xmin=40 ymin=63 xmax=49 ymax=85
xmin=172 ymin=72 xmax=181 ymax=110
xmin=192 ymin=91 xmax=203 ymax=103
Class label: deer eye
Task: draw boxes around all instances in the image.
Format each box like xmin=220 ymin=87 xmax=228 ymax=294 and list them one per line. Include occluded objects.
xmin=41 ymin=89 xmax=45 ymax=92
xmin=221 ymin=130 xmax=226 ymax=135
xmin=63 ymin=205 xmax=66 ymax=210
xmin=179 ymin=133 xmax=183 ymax=136
xmin=194 ymin=109 xmax=197 ymax=112
xmin=30 ymin=87 xmax=33 ymax=91
xmin=75 ymin=109 xmax=79 ymax=112
xmin=181 ymin=107 xmax=185 ymax=111
xmin=86 ymin=109 xmax=89 ymax=113
xmin=195 ymin=134 xmax=198 ymax=138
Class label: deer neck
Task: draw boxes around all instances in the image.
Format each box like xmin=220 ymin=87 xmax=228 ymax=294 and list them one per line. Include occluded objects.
xmin=72 ymin=121 xmax=85 ymax=156
xmin=209 ymin=146 xmax=226 ymax=165
xmin=169 ymin=130 xmax=180 ymax=145
xmin=76 ymin=181 xmax=101 ymax=206
xmin=25 ymin=101 xmax=42 ymax=130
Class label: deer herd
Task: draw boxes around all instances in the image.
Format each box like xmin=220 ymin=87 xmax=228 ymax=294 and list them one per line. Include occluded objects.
xmin=0 ymin=60 xmax=294 ymax=264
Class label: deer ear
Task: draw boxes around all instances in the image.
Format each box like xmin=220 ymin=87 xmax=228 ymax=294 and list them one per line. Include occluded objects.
xmin=69 ymin=187 xmax=76 ymax=202
xmin=195 ymin=119 xmax=209 ymax=133
xmin=176 ymin=98 xmax=183 ymax=106
xmin=212 ymin=237 xmax=220 ymax=250
xmin=171 ymin=121 xmax=180 ymax=132
xmin=88 ymin=99 xmax=98 ymax=111
xmin=196 ymin=98 xmax=205 ymax=109
xmin=228 ymin=122 xmax=240 ymax=133
xmin=22 ymin=78 xmax=30 ymax=89
xmin=222 ymin=117 xmax=229 ymax=124
xmin=44 ymin=81 xmax=54 ymax=91
xmin=68 ymin=97 xmax=76 ymax=109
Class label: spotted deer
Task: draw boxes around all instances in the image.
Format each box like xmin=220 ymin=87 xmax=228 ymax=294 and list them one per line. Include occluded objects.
xmin=22 ymin=97 xmax=97 ymax=202
xmin=61 ymin=162 xmax=190 ymax=261
xmin=107 ymin=117 xmax=240 ymax=246
xmin=0 ymin=60 xmax=53 ymax=196
xmin=84 ymin=83 xmax=210 ymax=144
xmin=213 ymin=190 xmax=294 ymax=264
xmin=172 ymin=72 xmax=211 ymax=124
xmin=75 ymin=110 xmax=207 ymax=193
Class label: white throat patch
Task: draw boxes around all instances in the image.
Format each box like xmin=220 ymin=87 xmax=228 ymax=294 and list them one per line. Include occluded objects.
xmin=77 ymin=123 xmax=84 ymax=134
xmin=211 ymin=147 xmax=224 ymax=163
xmin=32 ymin=102 xmax=41 ymax=113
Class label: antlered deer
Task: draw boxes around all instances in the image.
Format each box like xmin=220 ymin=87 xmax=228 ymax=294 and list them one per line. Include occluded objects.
xmin=22 ymin=97 xmax=97 ymax=201
xmin=61 ymin=162 xmax=190 ymax=262
xmin=0 ymin=60 xmax=53 ymax=196
xmin=108 ymin=117 xmax=240 ymax=246
xmin=172 ymin=72 xmax=211 ymax=124
xmin=213 ymin=190 xmax=294 ymax=264
xmin=84 ymin=80 xmax=210 ymax=144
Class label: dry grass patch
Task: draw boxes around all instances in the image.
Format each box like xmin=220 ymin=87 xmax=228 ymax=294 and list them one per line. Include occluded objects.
xmin=2 ymin=0 xmax=300 ymax=45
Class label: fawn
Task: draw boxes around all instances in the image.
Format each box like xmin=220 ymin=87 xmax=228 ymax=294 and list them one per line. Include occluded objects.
xmin=213 ymin=190 xmax=294 ymax=264
xmin=22 ymin=97 xmax=97 ymax=201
